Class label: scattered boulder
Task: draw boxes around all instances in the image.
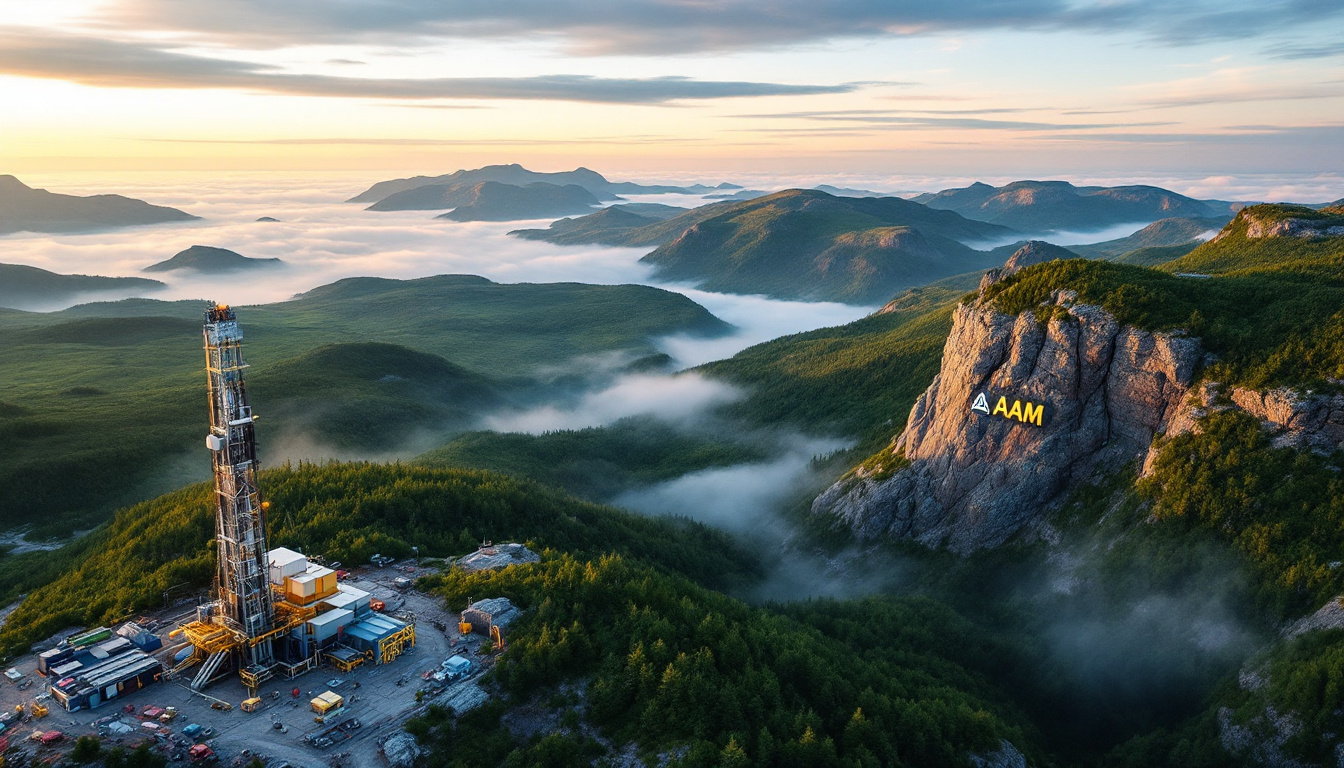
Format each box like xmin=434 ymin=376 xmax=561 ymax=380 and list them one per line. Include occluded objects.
xmin=456 ymin=543 xmax=539 ymax=573
xmin=381 ymin=730 xmax=422 ymax=768
xmin=432 ymin=680 xmax=489 ymax=715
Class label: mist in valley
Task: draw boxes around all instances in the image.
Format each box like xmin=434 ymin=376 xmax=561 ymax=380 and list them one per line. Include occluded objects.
xmin=2 ymin=170 xmax=1303 ymax=760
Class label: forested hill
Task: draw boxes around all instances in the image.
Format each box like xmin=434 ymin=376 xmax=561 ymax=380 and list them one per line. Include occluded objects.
xmin=0 ymin=275 xmax=731 ymax=536
xmin=797 ymin=204 xmax=1344 ymax=766
xmin=637 ymin=189 xmax=1012 ymax=304
xmin=0 ymin=462 xmax=1041 ymax=767
xmin=0 ymin=462 xmax=759 ymax=658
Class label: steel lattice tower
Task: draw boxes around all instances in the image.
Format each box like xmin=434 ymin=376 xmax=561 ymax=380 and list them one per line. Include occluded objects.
xmin=203 ymin=304 xmax=276 ymax=677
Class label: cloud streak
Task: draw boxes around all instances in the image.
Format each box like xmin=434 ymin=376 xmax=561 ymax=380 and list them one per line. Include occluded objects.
xmin=0 ymin=29 xmax=858 ymax=103
xmin=92 ymin=0 xmax=1344 ymax=55
xmin=482 ymin=373 xmax=744 ymax=433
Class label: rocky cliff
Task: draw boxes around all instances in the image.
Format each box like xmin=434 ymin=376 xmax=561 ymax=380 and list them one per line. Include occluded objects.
xmin=1147 ymin=381 xmax=1344 ymax=469
xmin=814 ymin=286 xmax=1203 ymax=552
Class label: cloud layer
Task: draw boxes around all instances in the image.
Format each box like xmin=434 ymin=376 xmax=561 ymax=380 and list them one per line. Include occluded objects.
xmin=93 ymin=0 xmax=1344 ymax=54
xmin=0 ymin=29 xmax=858 ymax=103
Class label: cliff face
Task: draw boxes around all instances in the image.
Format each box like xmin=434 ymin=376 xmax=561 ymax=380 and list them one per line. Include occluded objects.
xmin=814 ymin=293 xmax=1202 ymax=553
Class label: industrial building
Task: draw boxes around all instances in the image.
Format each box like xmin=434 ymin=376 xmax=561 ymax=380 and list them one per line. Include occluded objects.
xmin=167 ymin=305 xmax=415 ymax=693
xmin=41 ymin=628 xmax=164 ymax=712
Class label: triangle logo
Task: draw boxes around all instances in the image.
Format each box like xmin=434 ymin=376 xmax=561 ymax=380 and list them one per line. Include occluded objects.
xmin=971 ymin=392 xmax=990 ymax=414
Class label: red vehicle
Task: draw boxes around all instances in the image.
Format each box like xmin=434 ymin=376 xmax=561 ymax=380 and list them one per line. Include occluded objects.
xmin=39 ymin=730 xmax=64 ymax=745
xmin=140 ymin=706 xmax=164 ymax=719
xmin=189 ymin=743 xmax=215 ymax=762
xmin=335 ymin=569 xmax=350 ymax=580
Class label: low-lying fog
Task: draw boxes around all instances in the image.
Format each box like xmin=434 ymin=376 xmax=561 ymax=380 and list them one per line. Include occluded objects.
xmin=6 ymin=169 xmax=1339 ymax=608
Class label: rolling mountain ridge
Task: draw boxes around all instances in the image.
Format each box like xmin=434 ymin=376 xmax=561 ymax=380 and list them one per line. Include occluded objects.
xmin=0 ymin=174 xmax=198 ymax=235
xmin=912 ymin=179 xmax=1239 ymax=232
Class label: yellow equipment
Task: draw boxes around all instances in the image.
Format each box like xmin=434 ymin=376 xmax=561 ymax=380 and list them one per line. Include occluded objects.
xmin=241 ymin=697 xmax=263 ymax=713
xmin=310 ymin=691 xmax=343 ymax=715
xmin=31 ymin=702 xmax=48 ymax=718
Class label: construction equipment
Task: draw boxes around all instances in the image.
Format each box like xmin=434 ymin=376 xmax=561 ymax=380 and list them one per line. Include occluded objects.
xmin=241 ymin=697 xmax=262 ymax=712
xmin=190 ymin=650 xmax=230 ymax=691
xmin=310 ymin=691 xmax=343 ymax=716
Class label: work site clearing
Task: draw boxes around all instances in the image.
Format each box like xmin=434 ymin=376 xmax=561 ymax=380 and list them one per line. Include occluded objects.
xmin=0 ymin=561 xmax=503 ymax=768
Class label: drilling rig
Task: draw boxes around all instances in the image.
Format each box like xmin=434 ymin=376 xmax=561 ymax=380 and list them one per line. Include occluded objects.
xmin=176 ymin=304 xmax=279 ymax=691
xmin=172 ymin=304 xmax=415 ymax=693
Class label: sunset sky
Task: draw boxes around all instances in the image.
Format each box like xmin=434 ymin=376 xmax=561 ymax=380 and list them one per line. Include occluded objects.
xmin=1 ymin=0 xmax=1342 ymax=176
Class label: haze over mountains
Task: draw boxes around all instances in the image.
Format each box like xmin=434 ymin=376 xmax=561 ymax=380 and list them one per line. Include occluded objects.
xmin=350 ymin=163 xmax=738 ymax=205
xmin=3 ymin=165 xmax=1344 ymax=768
xmin=0 ymin=263 xmax=164 ymax=310
xmin=431 ymin=182 xmax=603 ymax=222
xmin=911 ymin=180 xmax=1240 ymax=232
xmin=0 ymin=174 xmax=197 ymax=235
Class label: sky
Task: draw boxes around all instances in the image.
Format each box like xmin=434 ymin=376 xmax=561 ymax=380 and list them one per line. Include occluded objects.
xmin=1 ymin=0 xmax=1342 ymax=177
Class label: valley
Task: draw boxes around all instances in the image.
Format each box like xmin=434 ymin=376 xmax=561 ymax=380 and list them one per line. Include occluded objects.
xmin=1 ymin=169 xmax=1341 ymax=768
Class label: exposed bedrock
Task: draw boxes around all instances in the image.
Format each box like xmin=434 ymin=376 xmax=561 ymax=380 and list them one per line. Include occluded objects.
xmin=814 ymin=295 xmax=1202 ymax=553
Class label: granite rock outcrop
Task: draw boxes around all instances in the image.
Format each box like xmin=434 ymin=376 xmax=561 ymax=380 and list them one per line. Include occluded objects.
xmin=814 ymin=289 xmax=1202 ymax=553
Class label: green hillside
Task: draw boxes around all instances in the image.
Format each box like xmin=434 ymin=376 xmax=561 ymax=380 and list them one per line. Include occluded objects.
xmin=0 ymin=461 xmax=1040 ymax=767
xmin=415 ymin=555 xmax=1038 ymax=768
xmin=982 ymin=256 xmax=1344 ymax=389
xmin=251 ymin=342 xmax=500 ymax=451
xmin=699 ymin=273 xmax=979 ymax=450
xmin=0 ymin=462 xmax=759 ymax=657
xmin=815 ymin=221 xmax=1344 ymax=765
xmin=0 ymin=275 xmax=730 ymax=534
xmin=1159 ymin=203 xmax=1344 ymax=278
xmin=509 ymin=204 xmax=688 ymax=246
xmin=511 ymin=199 xmax=737 ymax=248
xmin=1110 ymin=243 xmax=1200 ymax=266
xmin=0 ymin=263 xmax=164 ymax=310
xmin=416 ymin=416 xmax=767 ymax=501
xmin=636 ymin=189 xmax=1012 ymax=304
xmin=1069 ymin=216 xmax=1227 ymax=260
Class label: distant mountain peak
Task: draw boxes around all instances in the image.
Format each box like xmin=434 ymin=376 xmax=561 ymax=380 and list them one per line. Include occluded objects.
xmin=0 ymin=174 xmax=196 ymax=234
xmin=912 ymin=179 xmax=1219 ymax=233
xmin=143 ymin=245 xmax=282 ymax=274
